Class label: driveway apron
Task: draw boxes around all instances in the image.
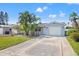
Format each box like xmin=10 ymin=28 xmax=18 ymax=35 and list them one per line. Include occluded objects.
xmin=0 ymin=36 xmax=76 ymax=56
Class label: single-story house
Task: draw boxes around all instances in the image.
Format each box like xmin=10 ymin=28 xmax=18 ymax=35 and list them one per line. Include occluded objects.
xmin=0 ymin=22 xmax=66 ymax=36
xmin=0 ymin=25 xmax=18 ymax=35
xmin=38 ymin=22 xmax=66 ymax=36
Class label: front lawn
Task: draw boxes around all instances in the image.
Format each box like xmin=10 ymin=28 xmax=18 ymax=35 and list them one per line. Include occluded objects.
xmin=0 ymin=36 xmax=30 ymax=50
xmin=67 ymin=36 xmax=79 ymax=55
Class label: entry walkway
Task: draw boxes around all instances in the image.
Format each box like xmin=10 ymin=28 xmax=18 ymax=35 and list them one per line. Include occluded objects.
xmin=0 ymin=36 xmax=77 ymax=56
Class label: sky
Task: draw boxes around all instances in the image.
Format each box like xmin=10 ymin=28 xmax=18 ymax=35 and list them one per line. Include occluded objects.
xmin=0 ymin=3 xmax=79 ymax=24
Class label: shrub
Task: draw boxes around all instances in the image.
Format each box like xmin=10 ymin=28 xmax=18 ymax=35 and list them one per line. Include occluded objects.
xmin=70 ymin=32 xmax=79 ymax=42
xmin=66 ymin=29 xmax=77 ymax=36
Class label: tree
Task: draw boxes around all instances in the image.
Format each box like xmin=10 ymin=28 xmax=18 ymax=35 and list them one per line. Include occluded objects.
xmin=69 ymin=12 xmax=79 ymax=30
xmin=4 ymin=12 xmax=8 ymax=25
xmin=28 ymin=14 xmax=40 ymax=36
xmin=0 ymin=11 xmax=8 ymax=25
xmin=19 ymin=11 xmax=40 ymax=36
xmin=0 ymin=11 xmax=5 ymax=24
xmin=19 ymin=11 xmax=30 ymax=34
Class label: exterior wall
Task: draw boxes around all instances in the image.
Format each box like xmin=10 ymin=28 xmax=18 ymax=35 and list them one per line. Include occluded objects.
xmin=0 ymin=28 xmax=3 ymax=35
xmin=3 ymin=27 xmax=12 ymax=35
xmin=42 ymin=27 xmax=49 ymax=35
xmin=0 ymin=25 xmax=18 ymax=35
xmin=0 ymin=27 xmax=17 ymax=35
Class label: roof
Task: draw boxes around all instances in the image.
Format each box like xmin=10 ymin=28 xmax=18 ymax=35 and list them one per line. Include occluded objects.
xmin=38 ymin=22 xmax=66 ymax=27
xmin=0 ymin=22 xmax=66 ymax=28
xmin=0 ymin=24 xmax=13 ymax=28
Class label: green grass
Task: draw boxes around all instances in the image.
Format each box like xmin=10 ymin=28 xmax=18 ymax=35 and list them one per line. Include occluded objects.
xmin=0 ymin=36 xmax=30 ymax=50
xmin=67 ymin=36 xmax=79 ymax=55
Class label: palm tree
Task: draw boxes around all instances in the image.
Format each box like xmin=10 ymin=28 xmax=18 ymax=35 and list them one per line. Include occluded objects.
xmin=0 ymin=11 xmax=5 ymax=25
xmin=19 ymin=11 xmax=40 ymax=36
xmin=0 ymin=11 xmax=8 ymax=25
xmin=69 ymin=12 xmax=79 ymax=30
xmin=19 ymin=11 xmax=30 ymax=35
xmin=4 ymin=12 xmax=8 ymax=25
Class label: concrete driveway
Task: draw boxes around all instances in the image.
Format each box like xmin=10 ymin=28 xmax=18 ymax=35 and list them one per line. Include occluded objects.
xmin=0 ymin=36 xmax=77 ymax=56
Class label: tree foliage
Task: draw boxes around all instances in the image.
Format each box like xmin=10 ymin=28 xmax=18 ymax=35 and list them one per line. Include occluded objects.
xmin=0 ymin=11 xmax=8 ymax=25
xmin=69 ymin=12 xmax=79 ymax=30
xmin=4 ymin=12 xmax=8 ymax=25
xmin=19 ymin=11 xmax=40 ymax=36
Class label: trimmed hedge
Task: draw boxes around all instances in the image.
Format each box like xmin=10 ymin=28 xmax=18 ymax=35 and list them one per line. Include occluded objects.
xmin=70 ymin=32 xmax=79 ymax=42
xmin=66 ymin=29 xmax=77 ymax=36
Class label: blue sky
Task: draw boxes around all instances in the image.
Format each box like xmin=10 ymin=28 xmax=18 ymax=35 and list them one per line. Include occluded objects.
xmin=0 ymin=3 xmax=79 ymax=24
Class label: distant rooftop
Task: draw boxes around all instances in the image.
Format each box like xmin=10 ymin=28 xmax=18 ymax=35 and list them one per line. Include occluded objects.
xmin=38 ymin=22 xmax=66 ymax=27
xmin=0 ymin=24 xmax=15 ymax=28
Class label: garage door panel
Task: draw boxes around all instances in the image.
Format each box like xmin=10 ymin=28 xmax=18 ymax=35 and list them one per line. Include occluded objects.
xmin=49 ymin=27 xmax=62 ymax=36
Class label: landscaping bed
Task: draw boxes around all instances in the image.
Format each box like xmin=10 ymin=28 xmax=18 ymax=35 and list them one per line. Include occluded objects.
xmin=0 ymin=36 xmax=30 ymax=50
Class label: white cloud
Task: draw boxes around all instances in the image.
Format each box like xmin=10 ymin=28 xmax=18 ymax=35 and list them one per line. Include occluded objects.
xmin=36 ymin=6 xmax=48 ymax=13
xmin=48 ymin=14 xmax=57 ymax=18
xmin=36 ymin=7 xmax=43 ymax=12
xmin=59 ymin=11 xmax=66 ymax=17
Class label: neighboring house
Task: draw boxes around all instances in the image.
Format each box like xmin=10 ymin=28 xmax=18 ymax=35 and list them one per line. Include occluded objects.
xmin=0 ymin=25 xmax=18 ymax=35
xmin=38 ymin=22 xmax=66 ymax=36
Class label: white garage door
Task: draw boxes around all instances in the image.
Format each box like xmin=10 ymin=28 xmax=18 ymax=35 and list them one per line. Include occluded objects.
xmin=48 ymin=26 xmax=62 ymax=36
